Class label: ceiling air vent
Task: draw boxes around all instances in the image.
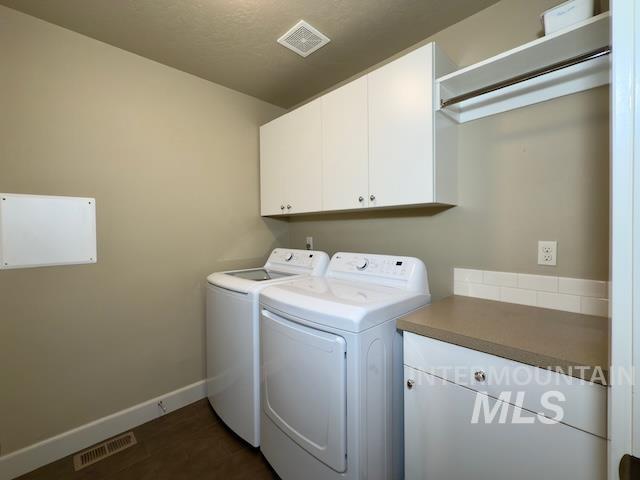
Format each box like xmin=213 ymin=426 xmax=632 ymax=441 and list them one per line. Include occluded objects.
xmin=277 ymin=20 xmax=330 ymax=57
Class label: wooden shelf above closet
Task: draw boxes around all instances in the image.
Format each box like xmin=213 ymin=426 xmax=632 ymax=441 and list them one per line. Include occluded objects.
xmin=436 ymin=12 xmax=611 ymax=123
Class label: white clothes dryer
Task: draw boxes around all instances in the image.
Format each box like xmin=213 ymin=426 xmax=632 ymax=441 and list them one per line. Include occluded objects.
xmin=259 ymin=252 xmax=430 ymax=479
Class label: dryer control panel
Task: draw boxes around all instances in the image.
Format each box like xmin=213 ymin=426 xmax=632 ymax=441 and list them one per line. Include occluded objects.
xmin=327 ymin=252 xmax=429 ymax=294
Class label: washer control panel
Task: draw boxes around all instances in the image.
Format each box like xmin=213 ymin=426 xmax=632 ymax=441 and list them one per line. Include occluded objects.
xmin=266 ymin=249 xmax=330 ymax=273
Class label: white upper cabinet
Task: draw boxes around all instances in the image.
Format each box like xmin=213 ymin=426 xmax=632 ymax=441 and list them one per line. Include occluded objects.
xmin=368 ymin=46 xmax=434 ymax=207
xmin=260 ymin=99 xmax=322 ymax=216
xmin=260 ymin=118 xmax=286 ymax=216
xmin=259 ymin=42 xmax=456 ymax=216
xmin=321 ymin=76 xmax=369 ymax=211
xmin=283 ymin=99 xmax=323 ymax=215
xmin=368 ymin=43 xmax=456 ymax=208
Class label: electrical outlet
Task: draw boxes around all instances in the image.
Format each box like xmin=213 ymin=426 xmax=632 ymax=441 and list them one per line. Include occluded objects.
xmin=538 ymin=241 xmax=557 ymax=266
xmin=305 ymin=236 xmax=314 ymax=250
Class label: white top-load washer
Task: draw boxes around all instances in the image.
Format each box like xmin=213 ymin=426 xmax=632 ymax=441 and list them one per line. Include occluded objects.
xmin=206 ymin=248 xmax=329 ymax=447
xmin=259 ymin=252 xmax=430 ymax=480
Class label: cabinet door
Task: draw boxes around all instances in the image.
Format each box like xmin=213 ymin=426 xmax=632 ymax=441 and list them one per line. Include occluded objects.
xmin=259 ymin=100 xmax=322 ymax=216
xmin=322 ymin=77 xmax=369 ymax=211
xmin=404 ymin=366 xmax=605 ymax=480
xmin=284 ymin=99 xmax=322 ymax=214
xmin=260 ymin=119 xmax=287 ymax=216
xmin=368 ymin=44 xmax=434 ymax=207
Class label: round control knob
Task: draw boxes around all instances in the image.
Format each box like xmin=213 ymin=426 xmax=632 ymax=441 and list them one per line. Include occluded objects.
xmin=474 ymin=371 xmax=487 ymax=382
xmin=356 ymin=258 xmax=369 ymax=270
xmin=407 ymin=379 xmax=415 ymax=390
xmin=358 ymin=196 xmax=364 ymax=202
xmin=280 ymin=204 xmax=285 ymax=210
xmin=284 ymin=252 xmax=293 ymax=261
xmin=287 ymin=204 xmax=292 ymax=210
xmin=369 ymin=194 xmax=376 ymax=201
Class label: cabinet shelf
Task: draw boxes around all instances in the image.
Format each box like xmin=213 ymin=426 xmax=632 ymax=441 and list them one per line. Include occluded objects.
xmin=436 ymin=12 xmax=610 ymax=123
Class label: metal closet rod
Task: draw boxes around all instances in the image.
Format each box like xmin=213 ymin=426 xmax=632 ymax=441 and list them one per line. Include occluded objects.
xmin=440 ymin=45 xmax=612 ymax=109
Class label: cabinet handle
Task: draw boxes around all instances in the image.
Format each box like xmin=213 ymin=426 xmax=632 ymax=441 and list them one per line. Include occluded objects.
xmin=358 ymin=196 xmax=364 ymax=202
xmin=286 ymin=204 xmax=292 ymax=210
xmin=406 ymin=379 xmax=415 ymax=390
xmin=370 ymin=194 xmax=376 ymax=201
xmin=280 ymin=205 xmax=285 ymax=210
xmin=474 ymin=371 xmax=487 ymax=382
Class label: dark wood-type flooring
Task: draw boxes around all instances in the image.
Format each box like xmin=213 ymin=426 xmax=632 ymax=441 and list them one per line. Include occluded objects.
xmin=17 ymin=399 xmax=278 ymax=480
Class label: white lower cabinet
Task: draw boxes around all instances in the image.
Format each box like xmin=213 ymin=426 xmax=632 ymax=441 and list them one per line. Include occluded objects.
xmin=403 ymin=334 xmax=606 ymax=480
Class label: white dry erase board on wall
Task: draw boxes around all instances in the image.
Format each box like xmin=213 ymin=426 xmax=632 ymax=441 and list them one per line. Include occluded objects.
xmin=0 ymin=193 xmax=97 ymax=270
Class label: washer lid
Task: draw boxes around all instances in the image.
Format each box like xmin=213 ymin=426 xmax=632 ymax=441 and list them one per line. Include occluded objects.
xmin=259 ymin=277 xmax=430 ymax=332
xmin=207 ymin=269 xmax=300 ymax=294
xmin=225 ymin=268 xmax=294 ymax=282
xmin=207 ymin=249 xmax=330 ymax=294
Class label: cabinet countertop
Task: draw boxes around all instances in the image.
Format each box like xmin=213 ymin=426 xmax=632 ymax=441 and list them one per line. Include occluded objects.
xmin=397 ymin=295 xmax=609 ymax=385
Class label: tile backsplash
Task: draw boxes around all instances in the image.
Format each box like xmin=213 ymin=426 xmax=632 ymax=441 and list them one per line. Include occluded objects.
xmin=453 ymin=268 xmax=609 ymax=317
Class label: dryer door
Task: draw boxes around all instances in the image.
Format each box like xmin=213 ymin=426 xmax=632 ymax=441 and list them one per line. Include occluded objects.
xmin=261 ymin=308 xmax=347 ymax=472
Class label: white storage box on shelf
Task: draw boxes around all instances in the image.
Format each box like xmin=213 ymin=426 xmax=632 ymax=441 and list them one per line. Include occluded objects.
xmin=542 ymin=0 xmax=595 ymax=35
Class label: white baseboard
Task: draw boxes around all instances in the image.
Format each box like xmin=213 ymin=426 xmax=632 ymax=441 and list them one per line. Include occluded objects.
xmin=0 ymin=380 xmax=207 ymax=480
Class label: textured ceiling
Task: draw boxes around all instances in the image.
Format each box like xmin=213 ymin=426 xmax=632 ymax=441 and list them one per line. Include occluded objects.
xmin=0 ymin=0 xmax=499 ymax=107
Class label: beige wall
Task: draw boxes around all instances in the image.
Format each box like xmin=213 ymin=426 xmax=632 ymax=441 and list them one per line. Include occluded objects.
xmin=0 ymin=0 xmax=610 ymax=457
xmin=289 ymin=0 xmax=610 ymax=300
xmin=0 ymin=6 xmax=286 ymax=454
